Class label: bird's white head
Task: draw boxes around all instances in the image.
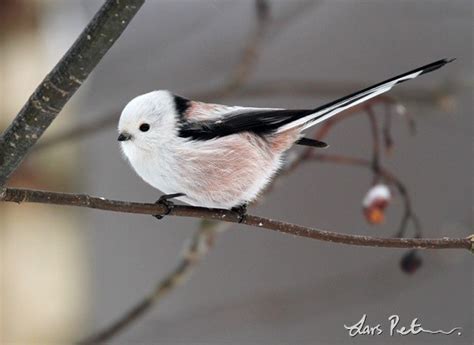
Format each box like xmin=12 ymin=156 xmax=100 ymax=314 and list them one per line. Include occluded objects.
xmin=118 ymin=90 xmax=178 ymax=155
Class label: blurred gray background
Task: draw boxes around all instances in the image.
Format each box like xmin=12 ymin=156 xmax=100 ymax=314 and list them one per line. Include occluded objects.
xmin=2 ymin=0 xmax=472 ymax=344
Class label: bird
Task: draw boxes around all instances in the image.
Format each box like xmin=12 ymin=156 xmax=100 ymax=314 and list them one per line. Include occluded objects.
xmin=117 ymin=58 xmax=454 ymax=218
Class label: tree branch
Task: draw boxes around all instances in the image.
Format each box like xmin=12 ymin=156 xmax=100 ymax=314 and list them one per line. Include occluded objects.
xmin=1 ymin=187 xmax=471 ymax=250
xmin=0 ymin=0 xmax=144 ymax=186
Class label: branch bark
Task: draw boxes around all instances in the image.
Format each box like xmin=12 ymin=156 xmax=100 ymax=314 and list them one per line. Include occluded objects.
xmin=0 ymin=0 xmax=144 ymax=186
xmin=1 ymin=187 xmax=471 ymax=251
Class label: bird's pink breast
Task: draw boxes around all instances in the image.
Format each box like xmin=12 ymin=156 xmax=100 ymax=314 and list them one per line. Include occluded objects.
xmin=173 ymin=130 xmax=300 ymax=209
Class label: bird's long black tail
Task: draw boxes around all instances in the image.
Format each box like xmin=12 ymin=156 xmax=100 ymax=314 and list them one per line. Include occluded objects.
xmin=277 ymin=58 xmax=455 ymax=133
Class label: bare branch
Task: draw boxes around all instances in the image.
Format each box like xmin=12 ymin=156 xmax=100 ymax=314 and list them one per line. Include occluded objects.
xmin=0 ymin=0 xmax=144 ymax=185
xmin=382 ymin=102 xmax=394 ymax=153
xmin=366 ymin=106 xmax=381 ymax=177
xmin=0 ymin=187 xmax=470 ymax=250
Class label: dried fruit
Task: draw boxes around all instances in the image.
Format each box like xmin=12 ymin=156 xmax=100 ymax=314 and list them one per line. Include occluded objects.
xmin=363 ymin=184 xmax=391 ymax=224
xmin=400 ymin=249 xmax=422 ymax=274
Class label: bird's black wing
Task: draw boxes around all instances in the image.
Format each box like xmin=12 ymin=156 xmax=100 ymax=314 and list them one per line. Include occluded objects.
xmin=178 ymin=108 xmax=315 ymax=140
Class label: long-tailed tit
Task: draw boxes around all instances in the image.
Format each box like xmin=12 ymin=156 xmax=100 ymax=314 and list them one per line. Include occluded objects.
xmin=118 ymin=59 xmax=453 ymax=215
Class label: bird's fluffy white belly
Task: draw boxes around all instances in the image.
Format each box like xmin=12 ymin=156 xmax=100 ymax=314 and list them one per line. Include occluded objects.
xmin=128 ymin=147 xmax=183 ymax=196
xmin=125 ymin=135 xmax=283 ymax=209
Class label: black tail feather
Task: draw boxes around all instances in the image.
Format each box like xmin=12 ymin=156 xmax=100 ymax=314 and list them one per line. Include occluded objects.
xmin=295 ymin=137 xmax=329 ymax=148
xmin=299 ymin=58 xmax=455 ymax=129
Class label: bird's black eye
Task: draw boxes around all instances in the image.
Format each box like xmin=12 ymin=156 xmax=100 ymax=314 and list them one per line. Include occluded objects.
xmin=139 ymin=123 xmax=150 ymax=132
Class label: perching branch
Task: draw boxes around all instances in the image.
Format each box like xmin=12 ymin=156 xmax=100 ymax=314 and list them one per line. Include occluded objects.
xmin=0 ymin=0 xmax=144 ymax=186
xmin=1 ymin=187 xmax=471 ymax=250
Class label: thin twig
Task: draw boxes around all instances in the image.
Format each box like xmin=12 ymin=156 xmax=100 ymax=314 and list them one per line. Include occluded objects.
xmin=307 ymin=152 xmax=422 ymax=237
xmin=0 ymin=0 xmax=144 ymax=186
xmin=391 ymin=176 xmax=422 ymax=238
xmin=366 ymin=106 xmax=381 ymax=178
xmin=0 ymin=187 xmax=470 ymax=250
xmin=382 ymin=102 xmax=395 ymax=153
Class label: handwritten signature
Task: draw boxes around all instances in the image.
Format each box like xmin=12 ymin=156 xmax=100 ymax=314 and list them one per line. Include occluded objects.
xmin=344 ymin=314 xmax=462 ymax=337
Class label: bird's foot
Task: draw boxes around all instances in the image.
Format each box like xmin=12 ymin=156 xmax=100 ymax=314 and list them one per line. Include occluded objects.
xmin=154 ymin=193 xmax=186 ymax=220
xmin=231 ymin=203 xmax=248 ymax=223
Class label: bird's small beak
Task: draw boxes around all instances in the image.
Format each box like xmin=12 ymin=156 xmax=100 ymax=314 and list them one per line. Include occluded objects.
xmin=117 ymin=132 xmax=132 ymax=142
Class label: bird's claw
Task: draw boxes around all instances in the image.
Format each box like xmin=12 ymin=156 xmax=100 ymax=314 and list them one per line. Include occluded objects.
xmin=231 ymin=204 xmax=248 ymax=223
xmin=154 ymin=193 xmax=186 ymax=220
